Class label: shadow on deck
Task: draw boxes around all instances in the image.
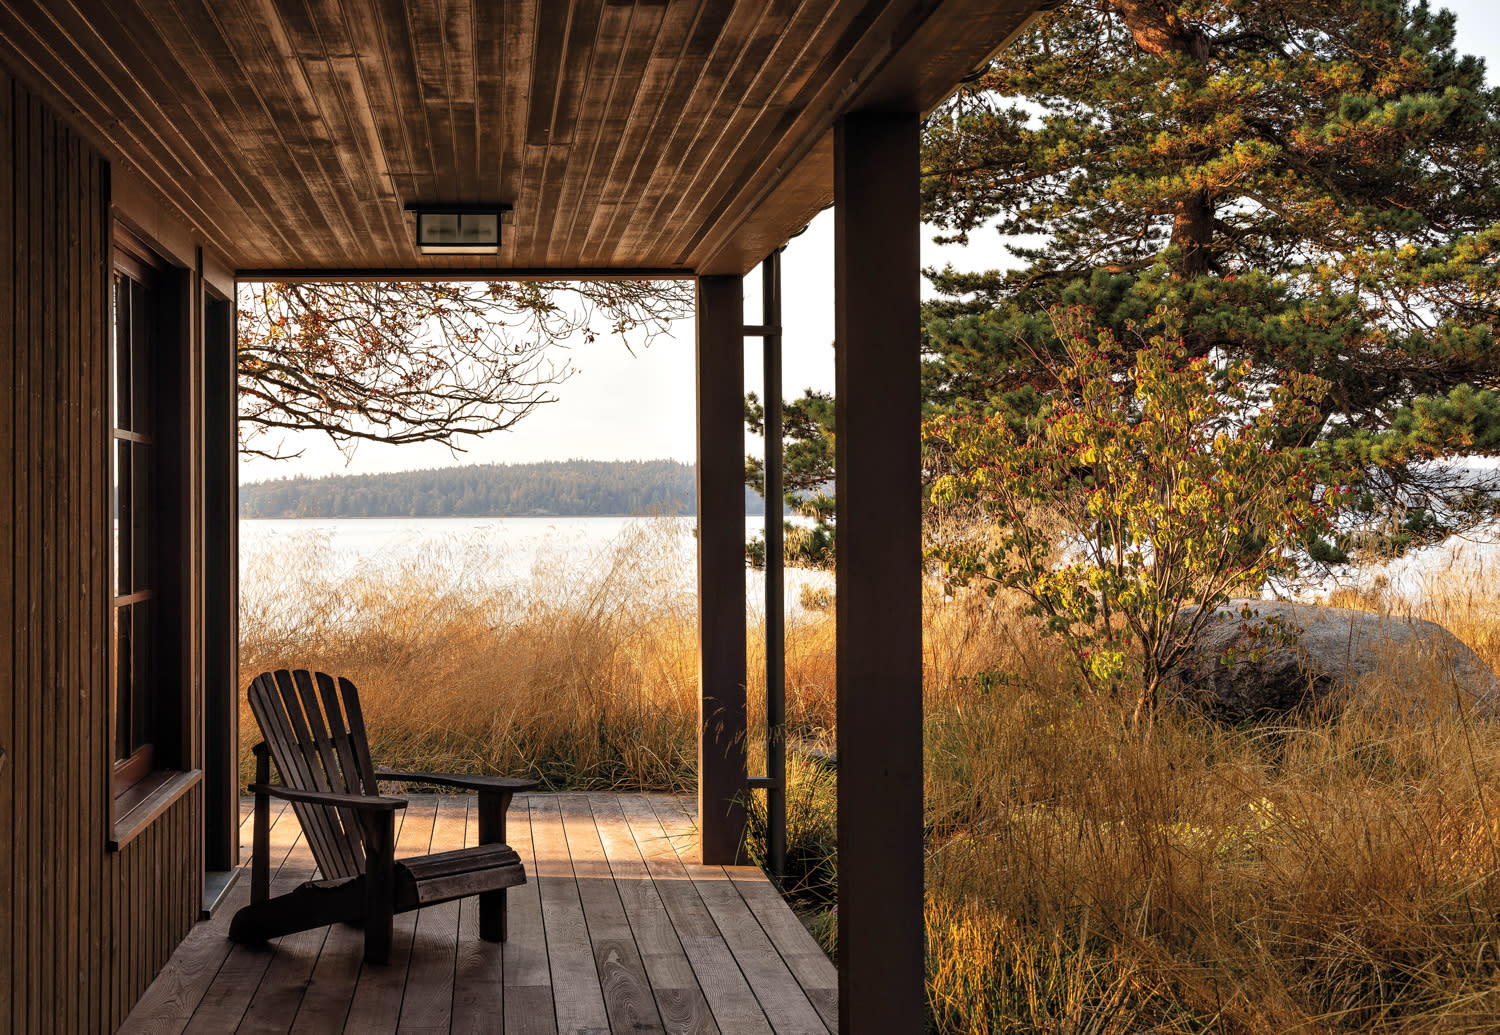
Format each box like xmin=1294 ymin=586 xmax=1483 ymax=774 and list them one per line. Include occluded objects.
xmin=121 ymin=793 xmax=836 ymax=1034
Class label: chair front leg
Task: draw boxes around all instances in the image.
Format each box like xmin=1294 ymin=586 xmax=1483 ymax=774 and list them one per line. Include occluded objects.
xmin=251 ymin=743 xmax=271 ymax=903
xmin=477 ymin=789 xmax=514 ymax=941
xmin=359 ymin=810 xmax=396 ymax=964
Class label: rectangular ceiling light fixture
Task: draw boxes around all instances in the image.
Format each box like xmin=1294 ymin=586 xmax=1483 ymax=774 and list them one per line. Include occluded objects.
xmin=406 ymin=203 xmax=513 ymax=255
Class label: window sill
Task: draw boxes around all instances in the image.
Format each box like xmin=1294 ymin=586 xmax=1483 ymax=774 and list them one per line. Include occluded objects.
xmin=110 ymin=768 xmax=202 ymax=851
xmin=202 ymin=868 xmax=241 ymax=919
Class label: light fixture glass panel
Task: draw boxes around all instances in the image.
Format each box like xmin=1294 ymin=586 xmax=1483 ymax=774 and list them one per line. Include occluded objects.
xmin=418 ymin=212 xmax=462 ymax=245
xmin=459 ymin=213 xmax=499 ymax=244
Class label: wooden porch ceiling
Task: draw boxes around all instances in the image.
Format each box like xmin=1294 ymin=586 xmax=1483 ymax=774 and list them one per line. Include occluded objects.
xmin=0 ymin=0 xmax=1041 ymax=277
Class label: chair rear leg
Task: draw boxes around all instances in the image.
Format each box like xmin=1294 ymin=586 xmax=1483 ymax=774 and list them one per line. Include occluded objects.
xmin=479 ymin=888 xmax=507 ymax=942
xmin=477 ymin=789 xmax=514 ymax=942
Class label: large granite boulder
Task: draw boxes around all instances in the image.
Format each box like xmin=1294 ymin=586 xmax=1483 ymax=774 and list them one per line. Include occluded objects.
xmin=1167 ymin=599 xmax=1500 ymax=722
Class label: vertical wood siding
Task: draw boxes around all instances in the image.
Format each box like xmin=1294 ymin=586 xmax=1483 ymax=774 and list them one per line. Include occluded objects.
xmin=1 ymin=69 xmax=204 ymax=1033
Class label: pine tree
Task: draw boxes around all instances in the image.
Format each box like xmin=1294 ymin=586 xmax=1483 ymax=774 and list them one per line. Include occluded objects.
xmin=921 ymin=0 xmax=1500 ymax=541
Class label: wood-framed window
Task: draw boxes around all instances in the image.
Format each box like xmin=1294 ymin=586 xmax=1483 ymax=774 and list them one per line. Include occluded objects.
xmin=112 ymin=241 xmax=162 ymax=797
xmin=108 ymin=222 xmax=207 ymax=845
xmin=108 ymin=224 xmax=202 ymax=849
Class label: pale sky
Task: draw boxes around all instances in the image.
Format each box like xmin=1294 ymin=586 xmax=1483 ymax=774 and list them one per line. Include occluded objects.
xmin=237 ymin=0 xmax=1500 ymax=485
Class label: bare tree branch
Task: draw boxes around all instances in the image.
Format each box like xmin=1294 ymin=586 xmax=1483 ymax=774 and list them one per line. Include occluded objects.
xmin=236 ymin=280 xmax=694 ymax=459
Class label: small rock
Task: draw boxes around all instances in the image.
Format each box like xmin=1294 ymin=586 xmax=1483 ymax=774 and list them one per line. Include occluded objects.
xmin=1167 ymin=598 xmax=1499 ymax=722
xmin=789 ymin=738 xmax=838 ymax=770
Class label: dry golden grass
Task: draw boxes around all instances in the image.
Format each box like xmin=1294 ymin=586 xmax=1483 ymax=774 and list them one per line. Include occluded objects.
xmin=238 ymin=519 xmax=835 ymax=791
xmin=921 ymin=578 xmax=1500 ymax=1033
xmin=239 ymin=523 xmax=1500 ymax=1032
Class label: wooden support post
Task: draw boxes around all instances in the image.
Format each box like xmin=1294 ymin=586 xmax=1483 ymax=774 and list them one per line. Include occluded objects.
xmin=834 ymin=110 xmax=924 ymax=1035
xmin=695 ymin=274 xmax=749 ymax=865
xmin=201 ymin=291 xmax=238 ymax=875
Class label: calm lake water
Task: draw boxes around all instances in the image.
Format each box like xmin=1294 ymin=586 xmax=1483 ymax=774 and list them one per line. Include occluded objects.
xmin=239 ymin=515 xmax=832 ymax=615
xmin=239 ymin=514 xmax=1497 ymax=615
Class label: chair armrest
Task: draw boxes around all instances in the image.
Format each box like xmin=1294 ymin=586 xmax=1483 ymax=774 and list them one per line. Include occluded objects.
xmin=375 ymin=769 xmax=539 ymax=793
xmin=249 ymin=783 xmax=407 ymax=811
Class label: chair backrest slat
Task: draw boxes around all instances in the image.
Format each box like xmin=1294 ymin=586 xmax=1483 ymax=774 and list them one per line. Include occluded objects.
xmin=247 ymin=669 xmax=376 ymax=881
xmin=289 ymin=669 xmax=364 ymax=877
xmin=248 ymin=672 xmax=343 ymax=877
xmin=316 ymin=671 xmax=374 ymax=794
xmin=339 ymin=675 xmax=379 ymax=787
xmin=312 ymin=673 xmax=372 ymax=875
xmin=271 ymin=670 xmax=357 ymax=879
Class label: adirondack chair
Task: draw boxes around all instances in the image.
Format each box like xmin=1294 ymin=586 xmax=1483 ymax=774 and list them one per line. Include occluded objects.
xmin=229 ymin=669 xmax=538 ymax=963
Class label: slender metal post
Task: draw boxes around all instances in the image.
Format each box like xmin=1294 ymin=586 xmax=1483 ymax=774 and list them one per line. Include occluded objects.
xmin=762 ymin=250 xmax=787 ymax=882
xmin=834 ymin=110 xmax=923 ymax=1035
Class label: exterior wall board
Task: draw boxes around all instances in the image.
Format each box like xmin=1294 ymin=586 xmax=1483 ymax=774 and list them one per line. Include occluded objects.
xmin=0 ymin=61 xmax=13 ymax=1035
xmin=0 ymin=69 xmax=207 ymax=1032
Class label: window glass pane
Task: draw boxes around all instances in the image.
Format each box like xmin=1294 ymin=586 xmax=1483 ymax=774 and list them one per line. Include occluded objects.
xmin=131 ymin=443 xmax=153 ymax=594
xmin=130 ymin=280 xmax=151 ymax=436
xmin=114 ymin=440 xmax=131 ymax=597
xmin=131 ymin=600 xmax=153 ymax=753
xmin=418 ymin=211 xmax=460 ymax=244
xmin=113 ymin=273 xmax=130 ymax=431
xmin=114 ymin=605 xmax=131 ymax=761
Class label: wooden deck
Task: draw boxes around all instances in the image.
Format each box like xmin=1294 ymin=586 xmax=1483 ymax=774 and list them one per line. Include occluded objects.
xmin=120 ymin=794 xmax=837 ymax=1034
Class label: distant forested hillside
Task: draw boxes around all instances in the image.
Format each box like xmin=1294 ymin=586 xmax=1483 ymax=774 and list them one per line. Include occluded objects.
xmin=240 ymin=459 xmax=768 ymax=518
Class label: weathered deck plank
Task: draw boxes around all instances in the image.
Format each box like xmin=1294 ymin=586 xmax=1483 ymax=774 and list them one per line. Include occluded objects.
xmin=557 ymin=794 xmax=663 ymax=1034
xmin=616 ymin=796 xmax=775 ymax=1035
xmin=118 ymin=802 xmax=287 ymax=1035
xmin=123 ymin=794 xmax=835 ymax=1034
xmin=589 ymin=795 xmax=719 ymax=1035
xmin=397 ymin=797 xmax=466 ymax=1032
xmin=176 ymin=804 xmax=311 ymax=1035
xmin=500 ymin=795 xmax=555 ymax=1035
xmin=528 ymin=795 xmax=611 ymax=1034
xmin=648 ymin=797 xmax=832 ymax=1035
xmin=451 ymin=798 xmax=505 ymax=1035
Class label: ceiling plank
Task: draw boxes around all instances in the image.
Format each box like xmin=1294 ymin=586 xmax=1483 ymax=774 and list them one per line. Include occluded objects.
xmin=691 ymin=0 xmax=1043 ymax=274
xmin=576 ymin=0 xmax=726 ymax=267
xmin=525 ymin=0 xmax=603 ymax=263
xmin=0 ymin=0 xmax=269 ymax=259
xmin=543 ymin=0 xmax=641 ymax=266
xmin=493 ymin=0 xmax=537 ymax=266
xmin=366 ymin=0 xmax=440 ymax=209
xmin=205 ymin=0 xmax=369 ymax=263
xmin=405 ymin=0 xmax=461 ymax=203
xmin=601 ymin=0 xmax=763 ymax=267
xmin=271 ymin=0 xmax=392 ymax=258
xmin=648 ymin=0 xmax=858 ymax=267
